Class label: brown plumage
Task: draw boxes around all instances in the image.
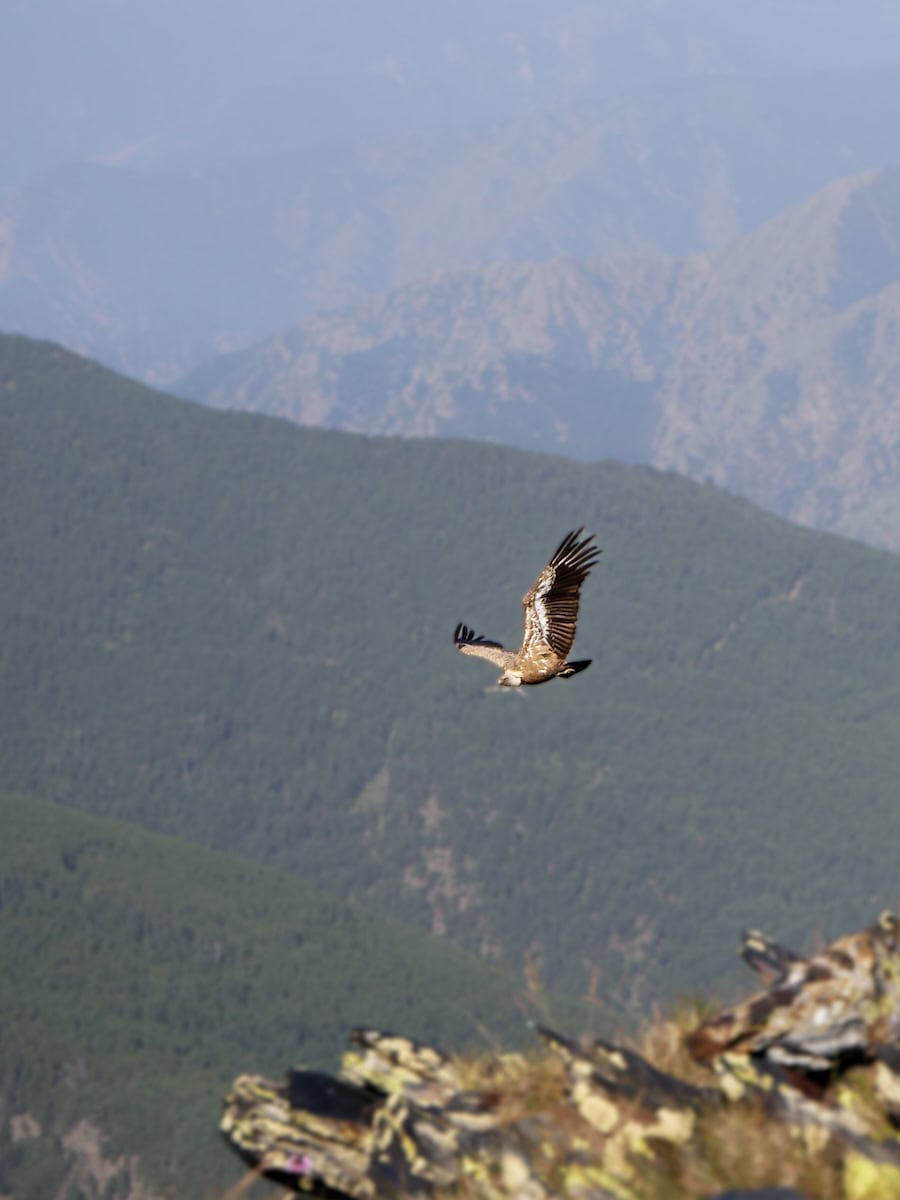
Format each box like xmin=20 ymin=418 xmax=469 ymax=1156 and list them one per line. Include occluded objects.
xmin=453 ymin=528 xmax=600 ymax=687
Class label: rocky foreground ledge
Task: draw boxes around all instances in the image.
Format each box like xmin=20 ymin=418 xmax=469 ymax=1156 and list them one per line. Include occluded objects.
xmin=221 ymin=912 xmax=900 ymax=1199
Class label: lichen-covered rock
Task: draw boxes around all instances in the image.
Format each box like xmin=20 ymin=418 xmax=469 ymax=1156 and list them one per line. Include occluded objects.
xmin=221 ymin=913 xmax=900 ymax=1199
xmin=687 ymin=911 xmax=900 ymax=1069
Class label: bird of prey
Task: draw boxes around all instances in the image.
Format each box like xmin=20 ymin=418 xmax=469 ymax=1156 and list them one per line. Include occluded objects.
xmin=453 ymin=528 xmax=600 ymax=687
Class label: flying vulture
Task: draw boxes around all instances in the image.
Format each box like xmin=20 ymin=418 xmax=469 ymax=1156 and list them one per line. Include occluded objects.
xmin=453 ymin=528 xmax=600 ymax=687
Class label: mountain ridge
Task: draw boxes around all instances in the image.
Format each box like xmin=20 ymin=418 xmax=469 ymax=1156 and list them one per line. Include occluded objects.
xmin=182 ymin=167 xmax=900 ymax=550
xmin=5 ymin=67 xmax=900 ymax=382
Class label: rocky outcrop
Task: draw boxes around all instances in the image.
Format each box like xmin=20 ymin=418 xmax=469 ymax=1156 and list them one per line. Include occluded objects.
xmin=221 ymin=912 xmax=900 ymax=1199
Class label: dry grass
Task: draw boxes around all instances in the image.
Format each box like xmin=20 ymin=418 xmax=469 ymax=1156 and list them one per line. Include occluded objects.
xmin=449 ymin=1001 xmax=875 ymax=1198
xmin=218 ymin=997 xmax=900 ymax=1199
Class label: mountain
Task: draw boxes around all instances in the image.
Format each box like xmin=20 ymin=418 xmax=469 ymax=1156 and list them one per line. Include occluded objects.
xmin=180 ymin=253 xmax=668 ymax=458
xmin=0 ymin=791 xmax=564 ymax=1199
xmin=182 ymin=167 xmax=900 ymax=552
xmin=4 ymin=333 xmax=900 ymax=1022
xmin=5 ymin=68 xmax=900 ymax=382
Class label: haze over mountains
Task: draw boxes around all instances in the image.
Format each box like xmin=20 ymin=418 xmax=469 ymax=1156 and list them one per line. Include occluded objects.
xmin=7 ymin=1 xmax=900 ymax=186
xmin=4 ymin=8 xmax=900 ymax=553
xmin=183 ymin=166 xmax=900 ymax=550
xmin=6 ymin=68 xmax=900 ymax=385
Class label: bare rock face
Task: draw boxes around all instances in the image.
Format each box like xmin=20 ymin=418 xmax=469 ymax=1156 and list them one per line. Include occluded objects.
xmin=221 ymin=911 xmax=900 ymax=1199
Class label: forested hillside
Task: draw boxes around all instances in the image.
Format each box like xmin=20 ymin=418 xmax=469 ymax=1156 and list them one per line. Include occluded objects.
xmin=4 ymin=334 xmax=900 ymax=1020
xmin=0 ymin=793 xmax=565 ymax=1199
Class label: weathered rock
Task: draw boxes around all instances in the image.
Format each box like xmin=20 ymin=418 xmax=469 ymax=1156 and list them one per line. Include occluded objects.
xmin=688 ymin=911 xmax=900 ymax=1069
xmin=221 ymin=912 xmax=900 ymax=1198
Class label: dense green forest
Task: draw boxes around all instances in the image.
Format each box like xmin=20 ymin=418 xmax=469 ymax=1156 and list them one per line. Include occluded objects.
xmin=3 ymin=332 xmax=900 ymax=999
xmin=2 ymin=331 xmax=900 ymax=1189
xmin=0 ymin=792 xmax=570 ymax=1198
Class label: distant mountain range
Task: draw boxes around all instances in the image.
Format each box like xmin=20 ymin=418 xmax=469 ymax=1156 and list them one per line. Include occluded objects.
xmin=4 ymin=68 xmax=900 ymax=384
xmin=182 ymin=167 xmax=900 ymax=552
xmin=4 ymin=69 xmax=899 ymax=553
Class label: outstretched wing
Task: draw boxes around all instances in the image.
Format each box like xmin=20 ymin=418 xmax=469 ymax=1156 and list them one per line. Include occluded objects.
xmin=521 ymin=529 xmax=601 ymax=660
xmin=453 ymin=623 xmax=515 ymax=670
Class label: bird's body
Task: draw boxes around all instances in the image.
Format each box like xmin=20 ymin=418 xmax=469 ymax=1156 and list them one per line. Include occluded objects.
xmin=454 ymin=528 xmax=600 ymax=687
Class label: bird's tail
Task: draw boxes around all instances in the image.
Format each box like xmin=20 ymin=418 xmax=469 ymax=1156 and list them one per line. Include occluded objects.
xmin=560 ymin=659 xmax=591 ymax=678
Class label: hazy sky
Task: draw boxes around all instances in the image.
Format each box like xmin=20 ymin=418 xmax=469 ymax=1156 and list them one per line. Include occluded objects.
xmin=6 ymin=0 xmax=900 ymax=186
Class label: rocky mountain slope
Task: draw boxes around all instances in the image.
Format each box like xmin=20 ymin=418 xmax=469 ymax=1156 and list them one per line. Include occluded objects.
xmin=183 ymin=168 xmax=900 ymax=550
xmin=4 ymin=68 xmax=900 ymax=383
